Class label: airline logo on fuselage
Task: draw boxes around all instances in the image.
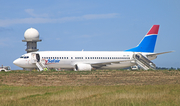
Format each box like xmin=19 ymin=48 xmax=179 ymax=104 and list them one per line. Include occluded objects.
xmin=45 ymin=59 xmax=60 ymax=64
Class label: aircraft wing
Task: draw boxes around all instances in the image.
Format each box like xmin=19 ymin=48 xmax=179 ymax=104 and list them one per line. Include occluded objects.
xmin=90 ymin=60 xmax=132 ymax=68
xmin=146 ymin=51 xmax=174 ymax=56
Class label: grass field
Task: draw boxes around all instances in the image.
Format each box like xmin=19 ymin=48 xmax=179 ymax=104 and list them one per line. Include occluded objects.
xmin=0 ymin=70 xmax=180 ymax=106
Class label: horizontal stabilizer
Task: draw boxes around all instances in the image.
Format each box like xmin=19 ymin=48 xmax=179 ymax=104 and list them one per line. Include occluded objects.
xmin=146 ymin=51 xmax=174 ymax=56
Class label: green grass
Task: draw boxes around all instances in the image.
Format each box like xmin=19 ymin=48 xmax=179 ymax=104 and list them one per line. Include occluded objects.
xmin=0 ymin=85 xmax=180 ymax=106
xmin=0 ymin=70 xmax=180 ymax=105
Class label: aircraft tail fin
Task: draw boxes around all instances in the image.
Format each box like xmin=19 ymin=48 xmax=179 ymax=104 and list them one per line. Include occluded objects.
xmin=125 ymin=25 xmax=160 ymax=53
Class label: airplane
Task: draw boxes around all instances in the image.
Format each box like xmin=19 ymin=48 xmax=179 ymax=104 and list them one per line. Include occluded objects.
xmin=13 ymin=25 xmax=172 ymax=71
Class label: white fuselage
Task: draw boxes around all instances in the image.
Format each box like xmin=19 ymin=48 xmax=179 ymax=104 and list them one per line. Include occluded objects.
xmin=13 ymin=51 xmax=156 ymax=70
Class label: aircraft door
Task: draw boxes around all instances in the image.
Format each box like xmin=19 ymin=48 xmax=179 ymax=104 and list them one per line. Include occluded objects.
xmin=36 ymin=54 xmax=40 ymax=62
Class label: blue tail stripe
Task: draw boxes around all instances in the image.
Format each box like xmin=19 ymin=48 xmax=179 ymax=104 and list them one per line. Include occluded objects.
xmin=125 ymin=35 xmax=157 ymax=53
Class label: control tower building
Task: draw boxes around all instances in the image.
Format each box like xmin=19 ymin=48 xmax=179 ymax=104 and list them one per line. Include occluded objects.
xmin=22 ymin=28 xmax=42 ymax=53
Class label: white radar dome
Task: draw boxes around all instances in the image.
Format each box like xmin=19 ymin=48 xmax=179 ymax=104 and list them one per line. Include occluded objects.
xmin=24 ymin=28 xmax=39 ymax=40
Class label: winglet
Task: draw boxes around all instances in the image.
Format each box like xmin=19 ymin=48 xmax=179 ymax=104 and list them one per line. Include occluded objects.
xmin=147 ymin=25 xmax=159 ymax=35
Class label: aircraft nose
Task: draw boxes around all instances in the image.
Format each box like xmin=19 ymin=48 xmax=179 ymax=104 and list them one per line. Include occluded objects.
xmin=13 ymin=59 xmax=21 ymax=67
xmin=13 ymin=59 xmax=18 ymax=65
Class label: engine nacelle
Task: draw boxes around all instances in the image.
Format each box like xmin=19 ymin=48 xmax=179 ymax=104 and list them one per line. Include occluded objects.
xmin=74 ymin=64 xmax=92 ymax=71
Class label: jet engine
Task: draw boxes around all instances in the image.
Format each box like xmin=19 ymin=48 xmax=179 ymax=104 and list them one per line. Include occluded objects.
xmin=74 ymin=64 xmax=92 ymax=71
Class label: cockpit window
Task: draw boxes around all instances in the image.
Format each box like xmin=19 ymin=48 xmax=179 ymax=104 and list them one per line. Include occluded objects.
xmin=24 ymin=56 xmax=29 ymax=59
xmin=20 ymin=56 xmax=29 ymax=59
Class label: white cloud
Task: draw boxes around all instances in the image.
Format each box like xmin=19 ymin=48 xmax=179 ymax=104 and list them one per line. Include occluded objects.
xmin=82 ymin=13 xmax=119 ymax=20
xmin=25 ymin=9 xmax=48 ymax=18
xmin=0 ymin=13 xmax=119 ymax=27
xmin=0 ymin=18 xmax=52 ymax=27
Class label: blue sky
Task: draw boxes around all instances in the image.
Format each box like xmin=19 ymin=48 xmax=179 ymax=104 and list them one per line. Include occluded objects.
xmin=0 ymin=0 xmax=179 ymax=70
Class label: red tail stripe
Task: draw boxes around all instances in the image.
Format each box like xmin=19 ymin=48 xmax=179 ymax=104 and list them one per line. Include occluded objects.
xmin=147 ymin=25 xmax=160 ymax=35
